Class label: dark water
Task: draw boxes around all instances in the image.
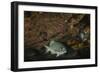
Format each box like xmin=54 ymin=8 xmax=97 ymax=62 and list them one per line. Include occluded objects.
xmin=24 ymin=44 xmax=90 ymax=62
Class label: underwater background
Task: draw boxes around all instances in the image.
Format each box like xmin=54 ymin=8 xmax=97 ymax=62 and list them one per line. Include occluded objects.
xmin=24 ymin=11 xmax=90 ymax=62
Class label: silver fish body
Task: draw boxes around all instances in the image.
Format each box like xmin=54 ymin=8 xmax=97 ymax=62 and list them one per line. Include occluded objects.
xmin=44 ymin=40 xmax=67 ymax=57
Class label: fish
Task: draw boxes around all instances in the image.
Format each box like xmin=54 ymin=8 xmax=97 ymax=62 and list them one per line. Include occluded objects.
xmin=80 ymin=32 xmax=89 ymax=41
xmin=44 ymin=40 xmax=67 ymax=57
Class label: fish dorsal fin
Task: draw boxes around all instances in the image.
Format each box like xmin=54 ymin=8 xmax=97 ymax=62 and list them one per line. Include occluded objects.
xmin=50 ymin=40 xmax=55 ymax=46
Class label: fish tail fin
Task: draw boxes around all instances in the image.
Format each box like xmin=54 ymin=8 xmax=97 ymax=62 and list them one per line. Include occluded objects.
xmin=44 ymin=45 xmax=50 ymax=53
